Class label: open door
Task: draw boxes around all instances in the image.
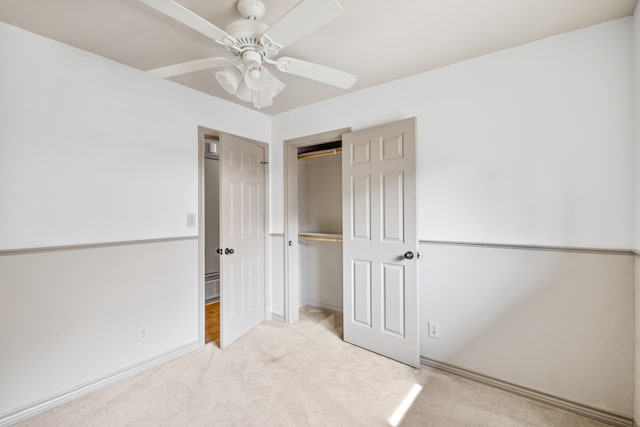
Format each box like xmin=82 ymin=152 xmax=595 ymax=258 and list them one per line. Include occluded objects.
xmin=219 ymin=132 xmax=266 ymax=348
xmin=342 ymin=117 xmax=419 ymax=367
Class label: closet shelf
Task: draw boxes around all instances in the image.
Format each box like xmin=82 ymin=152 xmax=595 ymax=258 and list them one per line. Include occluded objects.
xmin=298 ymin=232 xmax=343 ymax=243
xmin=297 ymin=148 xmax=342 ymax=160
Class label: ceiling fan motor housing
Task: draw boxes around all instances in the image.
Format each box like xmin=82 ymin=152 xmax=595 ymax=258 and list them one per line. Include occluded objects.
xmin=224 ymin=17 xmax=279 ymax=61
xmin=237 ymin=0 xmax=266 ymax=20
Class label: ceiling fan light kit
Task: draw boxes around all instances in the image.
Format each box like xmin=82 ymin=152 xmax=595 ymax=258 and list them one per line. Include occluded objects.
xmin=215 ymin=67 xmax=242 ymax=94
xmin=140 ymin=0 xmax=357 ymax=109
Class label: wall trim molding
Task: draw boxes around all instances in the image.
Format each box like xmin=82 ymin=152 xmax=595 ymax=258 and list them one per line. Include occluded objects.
xmin=420 ymin=357 xmax=633 ymax=427
xmin=0 ymin=236 xmax=198 ymax=256
xmin=633 ymin=250 xmax=640 ymax=258
xmin=419 ymin=240 xmax=633 ymax=256
xmin=0 ymin=341 xmax=201 ymax=427
xmin=270 ymin=313 xmax=285 ymax=323
xmin=302 ymin=301 xmax=343 ymax=313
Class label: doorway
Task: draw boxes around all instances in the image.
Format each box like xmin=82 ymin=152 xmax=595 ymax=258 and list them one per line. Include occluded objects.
xmin=284 ymin=128 xmax=350 ymax=324
xmin=284 ymin=118 xmax=420 ymax=367
xmin=198 ymin=127 xmax=269 ymax=349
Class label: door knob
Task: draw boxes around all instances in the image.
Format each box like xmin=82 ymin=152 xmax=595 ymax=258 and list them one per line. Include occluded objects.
xmin=216 ymin=248 xmax=223 ymax=255
xmin=225 ymin=248 xmax=235 ymax=255
xmin=403 ymin=251 xmax=414 ymax=260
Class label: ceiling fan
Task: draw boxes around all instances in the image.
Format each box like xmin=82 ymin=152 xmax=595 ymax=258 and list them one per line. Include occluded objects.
xmin=138 ymin=0 xmax=357 ymax=109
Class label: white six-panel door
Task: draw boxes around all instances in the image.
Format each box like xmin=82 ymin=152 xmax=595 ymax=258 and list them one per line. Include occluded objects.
xmin=342 ymin=118 xmax=418 ymax=367
xmin=219 ymin=133 xmax=266 ymax=348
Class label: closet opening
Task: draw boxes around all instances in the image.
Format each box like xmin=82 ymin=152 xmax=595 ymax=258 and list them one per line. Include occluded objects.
xmin=284 ymin=128 xmax=350 ymax=325
xmin=284 ymin=118 xmax=419 ymax=367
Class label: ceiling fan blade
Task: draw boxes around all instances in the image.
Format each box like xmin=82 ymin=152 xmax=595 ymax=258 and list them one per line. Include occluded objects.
xmin=275 ymin=57 xmax=357 ymax=89
xmin=138 ymin=0 xmax=231 ymax=42
xmin=264 ymin=0 xmax=343 ymax=48
xmin=148 ymin=57 xmax=238 ymax=78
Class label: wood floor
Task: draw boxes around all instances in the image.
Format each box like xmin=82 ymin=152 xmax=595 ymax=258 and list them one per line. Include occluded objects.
xmin=205 ymin=301 xmax=219 ymax=346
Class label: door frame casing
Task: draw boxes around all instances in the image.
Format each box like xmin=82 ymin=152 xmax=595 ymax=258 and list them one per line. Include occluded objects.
xmin=197 ymin=126 xmax=270 ymax=346
xmin=283 ymin=127 xmax=350 ymax=324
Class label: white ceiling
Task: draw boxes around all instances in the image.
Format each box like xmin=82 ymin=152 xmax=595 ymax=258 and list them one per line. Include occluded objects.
xmin=0 ymin=0 xmax=636 ymax=114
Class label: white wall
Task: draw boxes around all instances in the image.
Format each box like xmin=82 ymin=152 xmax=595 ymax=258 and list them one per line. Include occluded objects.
xmin=635 ymin=3 xmax=640 ymax=253
xmin=0 ymin=23 xmax=269 ymax=420
xmin=0 ymin=239 xmax=198 ymax=416
xmin=271 ymin=18 xmax=633 ymax=249
xmin=297 ymin=154 xmax=343 ymax=310
xmin=632 ymin=2 xmax=640 ymax=424
xmin=270 ymin=18 xmax=635 ymax=416
xmin=636 ymin=255 xmax=640 ymax=425
xmin=270 ymin=234 xmax=285 ymax=318
xmin=0 ymin=22 xmax=269 ymax=250
xmin=421 ymin=244 xmax=634 ymax=416
xmin=298 ymin=155 xmax=342 ymax=234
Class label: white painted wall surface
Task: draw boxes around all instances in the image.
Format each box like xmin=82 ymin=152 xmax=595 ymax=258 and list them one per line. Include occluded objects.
xmin=270 ymin=18 xmax=635 ymax=416
xmin=298 ymin=155 xmax=342 ymax=234
xmin=634 ymin=3 xmax=640 ymax=253
xmin=632 ymin=2 xmax=640 ymax=423
xmin=0 ymin=23 xmax=269 ymax=250
xmin=299 ymin=241 xmax=343 ymax=310
xmin=421 ymin=243 xmax=634 ymax=416
xmin=635 ymin=255 xmax=640 ymax=423
xmin=270 ymin=234 xmax=285 ymax=318
xmin=0 ymin=239 xmax=198 ymax=416
xmin=0 ymin=23 xmax=269 ymax=420
xmin=271 ymin=18 xmax=634 ymax=249
xmin=297 ymin=154 xmax=343 ymax=310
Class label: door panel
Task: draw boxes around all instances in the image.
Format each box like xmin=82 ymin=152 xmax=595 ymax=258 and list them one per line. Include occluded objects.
xmin=382 ymin=263 xmax=405 ymax=337
xmin=352 ymin=259 xmax=372 ymax=326
xmin=342 ymin=117 xmax=418 ymax=367
xmin=220 ymin=133 xmax=266 ymax=348
xmin=352 ymin=176 xmax=371 ymax=240
xmin=351 ymin=140 xmax=371 ymax=165
xmin=382 ymin=171 xmax=404 ymax=242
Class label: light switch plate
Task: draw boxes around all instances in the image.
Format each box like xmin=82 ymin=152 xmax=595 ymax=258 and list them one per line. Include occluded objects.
xmin=137 ymin=327 xmax=148 ymax=343
xmin=428 ymin=321 xmax=440 ymax=338
xmin=186 ymin=213 xmax=196 ymax=228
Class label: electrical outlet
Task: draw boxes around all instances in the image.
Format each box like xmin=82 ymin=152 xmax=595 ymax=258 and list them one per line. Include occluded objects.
xmin=186 ymin=213 xmax=196 ymax=228
xmin=428 ymin=321 xmax=440 ymax=338
xmin=137 ymin=327 xmax=148 ymax=343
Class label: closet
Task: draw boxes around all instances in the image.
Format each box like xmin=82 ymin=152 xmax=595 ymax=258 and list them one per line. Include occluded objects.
xmin=284 ymin=118 xmax=420 ymax=367
xmin=287 ymin=136 xmax=345 ymax=316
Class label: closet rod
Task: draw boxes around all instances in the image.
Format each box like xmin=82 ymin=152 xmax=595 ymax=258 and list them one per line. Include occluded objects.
xmin=297 ymin=148 xmax=342 ymax=160
xmin=299 ymin=235 xmax=343 ymax=243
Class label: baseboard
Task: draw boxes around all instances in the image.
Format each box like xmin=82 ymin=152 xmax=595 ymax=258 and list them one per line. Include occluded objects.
xmin=0 ymin=341 xmax=201 ymax=427
xmin=420 ymin=357 xmax=633 ymax=427
xmin=302 ymin=300 xmax=343 ymax=313
xmin=271 ymin=313 xmax=285 ymax=323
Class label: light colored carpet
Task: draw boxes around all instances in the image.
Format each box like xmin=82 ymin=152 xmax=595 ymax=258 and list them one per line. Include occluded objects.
xmin=19 ymin=307 xmax=610 ymax=427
